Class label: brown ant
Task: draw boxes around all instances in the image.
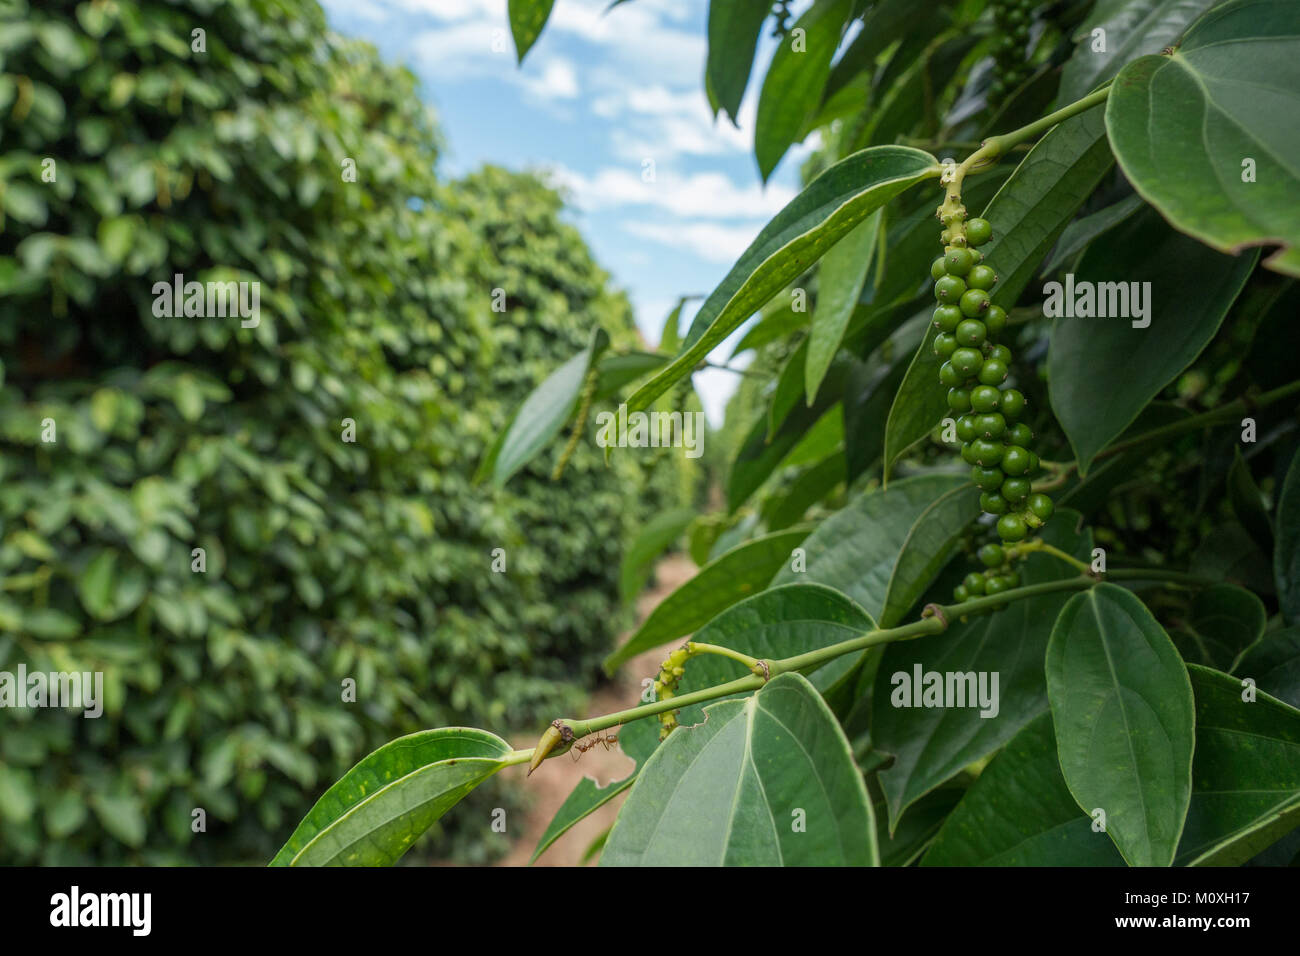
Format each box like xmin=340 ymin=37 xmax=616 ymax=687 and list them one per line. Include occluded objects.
xmin=570 ymin=730 xmax=620 ymax=762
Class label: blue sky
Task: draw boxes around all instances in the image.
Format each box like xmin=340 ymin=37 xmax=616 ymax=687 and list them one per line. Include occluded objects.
xmin=319 ymin=0 xmax=817 ymax=423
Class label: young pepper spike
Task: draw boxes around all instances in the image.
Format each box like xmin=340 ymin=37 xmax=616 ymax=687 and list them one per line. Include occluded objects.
xmin=527 ymin=719 xmax=574 ymax=776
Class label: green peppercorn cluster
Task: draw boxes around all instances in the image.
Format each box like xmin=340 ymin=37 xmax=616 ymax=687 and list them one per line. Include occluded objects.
xmin=953 ymin=541 xmax=1036 ymax=603
xmin=654 ymin=645 xmax=690 ymax=740
xmin=989 ymin=0 xmax=1035 ymax=101
xmin=930 ymin=206 xmax=1054 ymax=598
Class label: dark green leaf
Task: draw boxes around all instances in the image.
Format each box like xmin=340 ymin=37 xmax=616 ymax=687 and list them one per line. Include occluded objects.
xmin=1277 ymin=449 xmax=1300 ymax=621
xmin=1235 ymin=627 xmax=1300 ymax=708
xmin=705 ymin=0 xmax=770 ymax=123
xmin=1227 ymin=448 xmax=1272 ymax=553
xmin=507 ymin=0 xmax=556 ymax=63
xmin=879 ymin=484 xmax=981 ymax=627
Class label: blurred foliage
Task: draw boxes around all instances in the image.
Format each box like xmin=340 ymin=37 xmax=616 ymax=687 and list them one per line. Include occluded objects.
xmin=0 ymin=0 xmax=689 ymax=863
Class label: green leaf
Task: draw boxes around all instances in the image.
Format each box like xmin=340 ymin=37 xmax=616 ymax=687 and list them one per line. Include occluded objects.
xmin=729 ymin=391 xmax=843 ymax=512
xmin=478 ymin=328 xmax=608 ymax=487
xmin=1056 ymin=0 xmax=1219 ymax=108
xmin=1171 ymin=584 xmax=1266 ymax=671
xmin=593 ymin=351 xmax=667 ymax=401
xmin=1227 ymin=448 xmax=1272 ymax=553
xmin=754 ymin=0 xmax=853 ymax=181
xmin=806 ymin=209 xmax=882 ymax=404
xmin=728 ymin=294 xmax=810 ymax=360
xmin=619 ymin=507 xmax=696 ymax=603
xmin=922 ymin=714 xmax=1126 ymax=866
xmin=529 ymin=774 xmax=633 ymax=865
xmin=1046 ymin=583 xmax=1196 ymax=867
xmin=979 ymin=106 xmax=1115 ymax=310
xmin=1047 ymin=207 xmax=1256 ymax=474
xmin=881 ymin=323 xmax=947 ymax=483
xmin=878 ymin=484 xmax=981 ymax=627
xmin=1176 ymin=664 xmax=1300 ymax=865
xmin=89 ymin=793 xmax=146 ymax=848
xmin=1234 ymin=627 xmax=1300 ymax=708
xmin=1277 ymin=449 xmax=1300 ymax=622
xmin=763 ymin=452 xmax=846 ymax=531
xmin=631 ymin=146 xmax=938 ymax=414
xmin=270 ymin=728 xmax=514 ymax=866
xmin=602 ymin=673 xmax=878 ymax=866
xmin=874 ymin=512 xmax=1093 ymax=829
xmin=771 ymin=473 xmax=966 ymax=618
xmin=874 ymin=784 xmax=965 ymax=867
xmin=507 ymin=0 xmax=556 ymax=63
xmin=822 ymin=0 xmax=931 ymax=105
xmin=1040 ymin=193 xmax=1147 ymax=277
xmin=658 ymin=296 xmax=695 ymax=354
xmin=1105 ymin=0 xmax=1300 ymax=277
xmin=603 ymin=528 xmax=812 ymax=674
xmin=705 ymin=0 xmax=770 ymax=123
xmin=77 ymin=549 xmax=148 ymax=622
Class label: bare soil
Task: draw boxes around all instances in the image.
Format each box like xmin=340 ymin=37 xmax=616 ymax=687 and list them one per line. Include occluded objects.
xmin=495 ymin=553 xmax=697 ymax=866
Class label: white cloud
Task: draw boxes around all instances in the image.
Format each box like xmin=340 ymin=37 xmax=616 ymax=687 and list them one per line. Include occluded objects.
xmin=524 ymin=57 xmax=580 ymax=99
xmin=547 ymin=165 xmax=795 ymax=219
xmin=624 ymin=221 xmax=762 ymax=264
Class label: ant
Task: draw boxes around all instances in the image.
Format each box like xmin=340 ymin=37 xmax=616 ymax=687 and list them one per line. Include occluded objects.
xmin=570 ymin=729 xmax=620 ymax=762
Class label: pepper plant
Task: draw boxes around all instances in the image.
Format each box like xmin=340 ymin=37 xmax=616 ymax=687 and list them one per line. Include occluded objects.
xmin=273 ymin=0 xmax=1300 ymax=867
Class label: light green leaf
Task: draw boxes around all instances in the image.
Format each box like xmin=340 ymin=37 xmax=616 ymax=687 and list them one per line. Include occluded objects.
xmin=478 ymin=328 xmax=608 ymax=487
xmin=619 ymin=507 xmax=696 ymax=603
xmin=806 ymin=209 xmax=882 ymax=404
xmin=771 ymin=473 xmax=966 ymax=618
xmin=604 ymin=527 xmax=812 ymax=674
xmin=1105 ymin=0 xmax=1300 ymax=277
xmin=1047 ymin=207 xmax=1255 ymax=475
xmin=631 ymin=146 xmax=938 ymax=414
xmin=271 ymin=728 xmax=514 ymax=866
xmin=77 ymin=549 xmax=148 ymax=622
xmin=1046 ymin=583 xmax=1196 ymax=867
xmin=603 ymin=673 xmax=878 ymax=866
xmin=754 ymin=0 xmax=853 ymax=181
xmin=1176 ymin=664 xmax=1300 ymax=866
xmin=922 ymin=714 xmax=1126 ymax=866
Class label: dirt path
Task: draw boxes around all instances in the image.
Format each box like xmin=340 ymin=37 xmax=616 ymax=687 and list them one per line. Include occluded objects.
xmin=495 ymin=553 xmax=697 ymax=866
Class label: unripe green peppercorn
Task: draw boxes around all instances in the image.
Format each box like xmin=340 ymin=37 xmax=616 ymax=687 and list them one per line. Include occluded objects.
xmin=947 ymin=387 xmax=972 ymax=413
xmin=951 ymin=348 xmax=982 ymax=377
xmin=935 ymin=275 xmax=966 ymax=303
xmin=1006 ymin=423 xmax=1033 ymax=447
xmin=1001 ymin=476 xmax=1031 ymax=502
xmin=984 ymin=304 xmax=1007 ymax=336
xmin=956 ymin=415 xmax=979 ymax=442
xmin=934 ymin=333 xmax=958 ymax=359
xmin=959 ymin=289 xmax=991 ymax=317
xmin=978 ymin=359 xmax=1008 ymax=385
xmin=970 ymin=385 xmax=1001 ymax=413
xmin=978 ymin=543 xmax=1004 ymax=567
xmin=963 ymin=571 xmax=987 ymax=594
xmin=930 ymin=256 xmax=948 ymax=281
xmin=972 ymin=465 xmax=1003 ymax=491
xmin=939 ymin=361 xmax=962 ymax=387
xmin=1000 ymin=388 xmax=1026 ymax=420
xmin=955 ymin=319 xmax=987 ymax=347
xmin=997 ymin=513 xmax=1028 ymax=542
xmin=980 ymin=492 xmax=1009 ymax=514
xmin=965 ymin=218 xmax=993 ymax=246
xmin=967 ymin=265 xmax=997 ymax=290
xmin=1028 ymin=493 xmax=1054 ymax=521
xmin=970 ymin=438 xmax=1004 ymax=466
xmin=975 ymin=412 xmax=1005 ymax=438
xmin=944 ymin=247 xmax=975 ymax=276
xmin=933 ymin=304 xmax=963 ymax=332
xmin=1001 ymin=445 xmax=1031 ymax=475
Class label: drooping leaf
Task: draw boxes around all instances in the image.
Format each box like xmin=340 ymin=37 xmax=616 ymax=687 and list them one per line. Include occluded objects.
xmin=1046 ymin=583 xmax=1196 ymax=867
xmin=1047 ymin=207 xmax=1256 ymax=474
xmin=754 ymin=0 xmax=853 ymax=181
xmin=922 ymin=714 xmax=1126 ymax=866
xmin=763 ymin=452 xmax=847 ymax=531
xmin=1227 ymin=448 xmax=1272 ymax=553
xmin=1039 ymin=193 xmax=1147 ymax=276
xmin=507 ymin=0 xmax=556 ymax=63
xmin=1170 ymin=584 xmax=1266 ymax=671
xmin=704 ymin=0 xmax=770 ymax=123
xmin=874 ymin=513 xmax=1093 ymax=829
xmin=1105 ymin=0 xmax=1300 ymax=277
xmin=602 ymin=673 xmax=878 ymax=866
xmin=529 ymin=774 xmax=633 ymax=865
xmin=271 ymin=728 xmax=515 ymax=866
xmin=771 ymin=473 xmax=966 ymax=619
xmin=630 ymin=146 xmax=938 ymax=413
xmin=806 ymin=209 xmax=882 ymax=403
xmin=1175 ymin=664 xmax=1300 ymax=866
xmin=603 ymin=527 xmax=812 ymax=673
xmin=873 ymin=783 xmax=965 ymax=867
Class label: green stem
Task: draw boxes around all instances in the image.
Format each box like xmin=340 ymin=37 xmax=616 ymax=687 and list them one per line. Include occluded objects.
xmin=688 ymin=641 xmax=762 ymax=672
xmin=960 ymin=84 xmax=1112 ymax=177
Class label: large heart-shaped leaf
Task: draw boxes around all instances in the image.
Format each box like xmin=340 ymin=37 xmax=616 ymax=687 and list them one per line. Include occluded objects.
xmin=1047 ymin=207 xmax=1256 ymax=474
xmin=604 ymin=527 xmax=811 ymax=673
xmin=271 ymin=728 xmax=515 ymax=866
xmin=874 ymin=513 xmax=1092 ymax=829
xmin=922 ymin=714 xmax=1126 ymax=866
xmin=477 ymin=328 xmax=608 ymax=487
xmin=602 ymin=673 xmax=877 ymax=866
xmin=1175 ymin=664 xmax=1300 ymax=865
xmin=1105 ymin=0 xmax=1300 ymax=277
xmin=771 ymin=473 xmax=967 ymax=619
xmin=628 ymin=146 xmax=938 ymax=414
xmin=1056 ymin=0 xmax=1219 ymax=107
xmin=1046 ymin=583 xmax=1196 ymax=867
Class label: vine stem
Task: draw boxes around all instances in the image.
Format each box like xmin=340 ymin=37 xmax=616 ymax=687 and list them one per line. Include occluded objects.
xmin=528 ymin=567 xmax=1208 ymax=766
xmin=959 ymin=84 xmax=1112 ymax=179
